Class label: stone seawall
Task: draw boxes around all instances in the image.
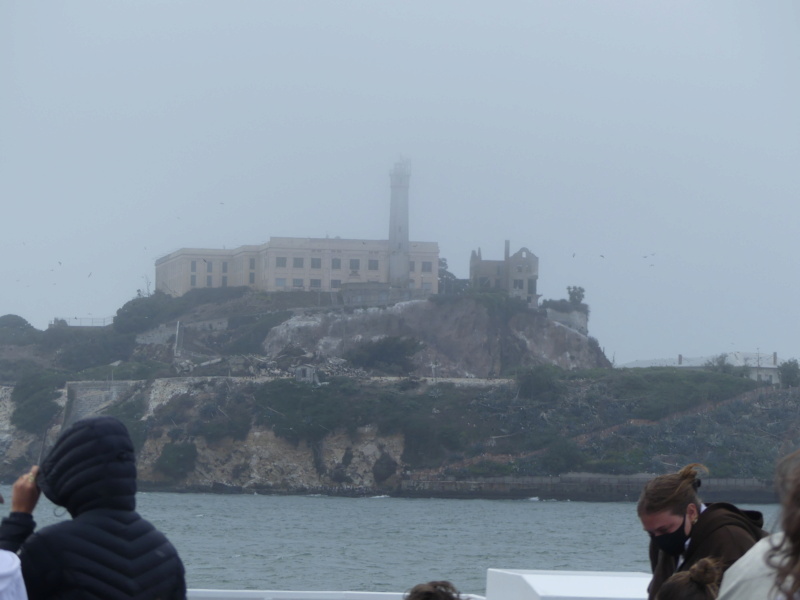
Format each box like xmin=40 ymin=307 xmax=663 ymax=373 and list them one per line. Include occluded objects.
xmin=399 ymin=475 xmax=778 ymax=503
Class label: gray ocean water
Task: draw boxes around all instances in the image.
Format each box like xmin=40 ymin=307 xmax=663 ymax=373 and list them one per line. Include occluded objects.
xmin=0 ymin=489 xmax=781 ymax=595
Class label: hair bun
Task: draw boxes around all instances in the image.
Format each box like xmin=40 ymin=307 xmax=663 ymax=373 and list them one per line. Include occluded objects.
xmin=689 ymin=558 xmax=722 ymax=586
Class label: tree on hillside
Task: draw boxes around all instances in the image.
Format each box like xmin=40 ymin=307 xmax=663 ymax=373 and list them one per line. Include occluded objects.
xmin=779 ymin=359 xmax=800 ymax=388
xmin=437 ymin=258 xmax=469 ymax=295
xmin=113 ymin=290 xmax=180 ymax=334
xmin=540 ymin=286 xmax=589 ymax=315
xmin=567 ymin=286 xmax=585 ymax=306
xmin=703 ymin=354 xmax=749 ymax=378
xmin=0 ymin=314 xmax=42 ymax=345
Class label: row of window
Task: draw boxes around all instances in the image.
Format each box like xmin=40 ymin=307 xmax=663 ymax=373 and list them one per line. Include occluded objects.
xmin=188 ymin=257 xmax=433 ymax=273
xmin=190 ymin=275 xmax=230 ymax=287
xmin=191 ymin=273 xmax=434 ymax=291
xmin=273 ymin=257 xmax=433 ymax=272
xmin=189 ymin=259 xmax=259 ymax=272
xmin=275 ymin=257 xmax=382 ymax=271
xmin=190 ymin=274 xmax=258 ymax=287
xmin=190 ymin=260 xmax=229 ymax=274
xmin=275 ymin=278 xmax=334 ymax=289
xmin=273 ymin=278 xmax=433 ymax=290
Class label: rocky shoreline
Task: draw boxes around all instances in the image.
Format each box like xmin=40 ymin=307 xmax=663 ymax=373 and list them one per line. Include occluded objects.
xmin=137 ymin=474 xmax=779 ymax=503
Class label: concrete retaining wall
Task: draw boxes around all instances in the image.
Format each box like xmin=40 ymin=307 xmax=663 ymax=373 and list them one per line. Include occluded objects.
xmin=64 ymin=381 xmax=139 ymax=427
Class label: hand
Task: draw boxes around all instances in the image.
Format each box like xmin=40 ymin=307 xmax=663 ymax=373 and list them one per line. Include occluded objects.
xmin=11 ymin=466 xmax=41 ymax=514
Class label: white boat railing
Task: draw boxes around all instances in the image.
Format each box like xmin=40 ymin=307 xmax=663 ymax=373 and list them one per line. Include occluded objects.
xmin=187 ymin=570 xmax=651 ymax=600
xmin=187 ymin=592 xmax=484 ymax=600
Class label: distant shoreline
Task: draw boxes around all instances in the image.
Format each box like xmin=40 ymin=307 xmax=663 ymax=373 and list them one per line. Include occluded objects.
xmin=138 ymin=474 xmax=780 ymax=503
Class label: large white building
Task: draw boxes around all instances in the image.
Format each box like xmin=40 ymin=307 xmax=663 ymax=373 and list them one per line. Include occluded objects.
xmin=155 ymin=163 xmax=439 ymax=298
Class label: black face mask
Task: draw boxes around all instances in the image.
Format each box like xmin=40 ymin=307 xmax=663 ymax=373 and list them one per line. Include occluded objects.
xmin=652 ymin=514 xmax=689 ymax=556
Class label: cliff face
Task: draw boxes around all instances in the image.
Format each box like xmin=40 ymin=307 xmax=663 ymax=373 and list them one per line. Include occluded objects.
xmin=137 ymin=419 xmax=405 ymax=493
xmin=0 ymin=378 xmax=405 ymax=493
xmin=0 ymin=295 xmax=609 ymax=491
xmin=263 ymin=298 xmax=609 ymax=377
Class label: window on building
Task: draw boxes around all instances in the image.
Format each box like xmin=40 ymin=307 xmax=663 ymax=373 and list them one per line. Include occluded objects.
xmin=527 ymin=279 xmax=537 ymax=294
xmin=293 ymin=257 xmax=304 ymax=268
xmin=408 ymin=279 xmax=415 ymax=288
xmin=206 ymin=260 xmax=212 ymax=273
xmin=331 ymin=258 xmax=341 ymax=269
xmin=513 ymin=279 xmax=524 ymax=289
xmin=221 ymin=276 xmax=228 ymax=287
xmin=191 ymin=261 xmax=197 ymax=272
xmin=275 ymin=277 xmax=286 ymax=288
xmin=206 ymin=275 xmax=212 ymax=287
xmin=422 ymin=261 xmax=433 ymax=272
xmin=331 ymin=279 xmax=341 ymax=289
xmin=276 ymin=257 xmax=287 ymax=268
xmin=422 ymin=281 xmax=433 ymax=292
xmin=222 ymin=262 xmax=228 ymax=273
xmin=292 ymin=278 xmax=304 ymax=288
xmin=190 ymin=275 xmax=196 ymax=287
xmin=368 ymin=259 xmax=379 ymax=270
xmin=311 ymin=257 xmax=322 ymax=269
xmin=350 ymin=259 xmax=360 ymax=271
xmin=310 ymin=279 xmax=321 ymax=288
xmin=409 ymin=261 xmax=415 ymax=272
xmin=249 ymin=258 xmax=256 ymax=270
xmin=249 ymin=272 xmax=255 ymax=284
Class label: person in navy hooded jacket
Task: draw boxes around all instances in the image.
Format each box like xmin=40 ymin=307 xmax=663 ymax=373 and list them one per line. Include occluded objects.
xmin=0 ymin=416 xmax=186 ymax=599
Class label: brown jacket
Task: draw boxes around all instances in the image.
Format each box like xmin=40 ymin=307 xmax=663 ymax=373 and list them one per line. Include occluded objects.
xmin=647 ymin=502 xmax=768 ymax=600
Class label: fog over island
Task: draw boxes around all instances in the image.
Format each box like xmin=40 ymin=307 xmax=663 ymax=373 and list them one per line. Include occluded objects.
xmin=1 ymin=2 xmax=798 ymax=365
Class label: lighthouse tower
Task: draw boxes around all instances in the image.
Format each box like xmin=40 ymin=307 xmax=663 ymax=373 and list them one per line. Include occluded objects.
xmin=388 ymin=160 xmax=411 ymax=289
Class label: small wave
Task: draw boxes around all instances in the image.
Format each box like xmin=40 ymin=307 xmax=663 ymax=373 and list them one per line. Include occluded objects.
xmin=369 ymin=495 xmax=390 ymax=499
xmin=527 ymin=497 xmax=540 ymax=501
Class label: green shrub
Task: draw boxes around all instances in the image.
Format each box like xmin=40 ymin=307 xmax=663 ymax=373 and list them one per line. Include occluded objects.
xmin=40 ymin=326 xmax=136 ymax=371
xmin=188 ymin=400 xmax=252 ymax=442
xmin=223 ymin=311 xmax=292 ymax=355
xmin=155 ymin=442 xmax=197 ymax=479
xmin=0 ymin=315 xmax=42 ymax=345
xmin=344 ymin=336 xmax=423 ymax=375
xmin=253 ymin=378 xmax=369 ymax=444
xmin=114 ymin=287 xmax=252 ymax=335
xmin=11 ymin=370 xmax=66 ymax=434
xmin=104 ymin=392 xmax=148 ymax=451
xmin=515 ymin=365 xmax=566 ymax=402
xmin=0 ymin=359 xmax=42 ymax=384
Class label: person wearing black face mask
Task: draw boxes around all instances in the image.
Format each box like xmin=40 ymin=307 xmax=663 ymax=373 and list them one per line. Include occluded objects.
xmin=637 ymin=463 xmax=767 ymax=600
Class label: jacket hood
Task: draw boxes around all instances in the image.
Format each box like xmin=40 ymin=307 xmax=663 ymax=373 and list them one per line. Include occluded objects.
xmin=687 ymin=502 xmax=766 ymax=555
xmin=38 ymin=416 xmax=137 ymax=516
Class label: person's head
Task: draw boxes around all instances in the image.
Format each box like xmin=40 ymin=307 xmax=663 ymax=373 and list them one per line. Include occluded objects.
xmin=656 ymin=557 xmax=721 ymax=600
xmin=637 ymin=463 xmax=708 ymax=555
xmin=37 ymin=416 xmax=136 ymax=517
xmin=770 ymin=449 xmax=800 ymax=598
xmin=404 ymin=581 xmax=461 ymax=600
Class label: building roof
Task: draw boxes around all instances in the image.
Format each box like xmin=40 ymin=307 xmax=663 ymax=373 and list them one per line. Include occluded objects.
xmin=620 ymin=351 xmax=778 ymax=369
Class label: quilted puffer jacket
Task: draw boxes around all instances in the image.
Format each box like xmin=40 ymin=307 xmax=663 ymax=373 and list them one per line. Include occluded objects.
xmin=0 ymin=416 xmax=186 ymax=599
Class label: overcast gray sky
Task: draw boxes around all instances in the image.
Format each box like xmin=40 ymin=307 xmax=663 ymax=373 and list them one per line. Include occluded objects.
xmin=2 ymin=2 xmax=798 ymax=365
